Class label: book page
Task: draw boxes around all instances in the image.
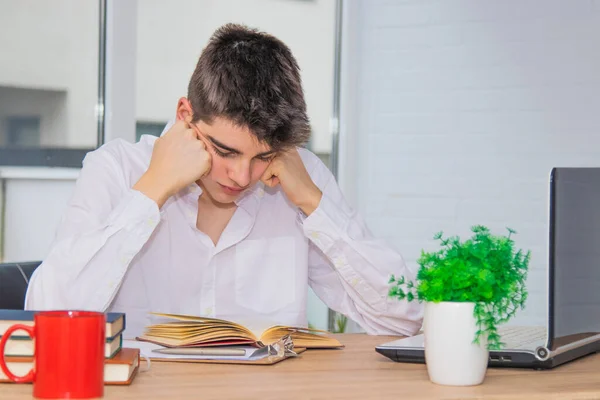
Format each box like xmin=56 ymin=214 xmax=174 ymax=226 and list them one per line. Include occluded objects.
xmin=123 ymin=340 xmax=270 ymax=361
xmin=150 ymin=312 xmax=282 ymax=339
xmin=152 ymin=312 xmax=258 ymax=331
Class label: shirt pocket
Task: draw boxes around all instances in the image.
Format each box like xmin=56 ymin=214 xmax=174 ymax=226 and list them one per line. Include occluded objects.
xmin=235 ymin=237 xmax=296 ymax=314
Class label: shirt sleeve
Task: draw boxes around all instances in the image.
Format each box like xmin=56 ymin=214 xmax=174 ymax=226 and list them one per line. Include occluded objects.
xmin=25 ymin=145 xmax=161 ymax=312
xmin=300 ymin=150 xmax=424 ymax=336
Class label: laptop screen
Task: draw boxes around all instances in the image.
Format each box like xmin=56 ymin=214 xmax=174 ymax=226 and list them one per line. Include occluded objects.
xmin=550 ymin=168 xmax=600 ymax=350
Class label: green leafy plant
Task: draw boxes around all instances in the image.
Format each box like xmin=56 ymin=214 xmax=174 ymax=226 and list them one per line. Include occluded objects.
xmin=388 ymin=225 xmax=531 ymax=349
xmin=333 ymin=314 xmax=348 ymax=334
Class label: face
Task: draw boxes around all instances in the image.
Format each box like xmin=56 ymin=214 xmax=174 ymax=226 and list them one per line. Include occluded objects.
xmin=192 ymin=117 xmax=275 ymax=205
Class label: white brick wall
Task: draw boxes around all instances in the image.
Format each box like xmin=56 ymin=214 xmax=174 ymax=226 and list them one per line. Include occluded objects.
xmin=340 ymin=0 xmax=600 ymax=327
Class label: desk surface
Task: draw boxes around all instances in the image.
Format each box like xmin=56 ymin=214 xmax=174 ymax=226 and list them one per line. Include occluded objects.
xmin=3 ymin=334 xmax=600 ymax=399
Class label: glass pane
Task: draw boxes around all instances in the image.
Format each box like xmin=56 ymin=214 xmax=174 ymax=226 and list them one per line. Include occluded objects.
xmin=136 ymin=121 xmax=167 ymax=142
xmin=0 ymin=0 xmax=100 ymax=150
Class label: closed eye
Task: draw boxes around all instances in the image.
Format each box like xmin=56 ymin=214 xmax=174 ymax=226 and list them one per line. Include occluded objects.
xmin=256 ymin=154 xmax=274 ymax=162
xmin=214 ymin=147 xmax=235 ymax=158
xmin=213 ymin=144 xmax=274 ymax=162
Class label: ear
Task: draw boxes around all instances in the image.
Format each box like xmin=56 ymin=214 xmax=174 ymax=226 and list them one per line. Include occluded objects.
xmin=176 ymin=97 xmax=193 ymax=121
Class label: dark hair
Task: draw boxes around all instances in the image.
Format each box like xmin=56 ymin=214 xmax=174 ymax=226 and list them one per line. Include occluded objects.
xmin=187 ymin=23 xmax=310 ymax=152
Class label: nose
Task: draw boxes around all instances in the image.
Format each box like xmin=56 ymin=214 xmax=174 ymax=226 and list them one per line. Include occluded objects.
xmin=228 ymin=159 xmax=251 ymax=188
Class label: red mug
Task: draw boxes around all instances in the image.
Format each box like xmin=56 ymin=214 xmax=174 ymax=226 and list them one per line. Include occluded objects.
xmin=0 ymin=310 xmax=105 ymax=399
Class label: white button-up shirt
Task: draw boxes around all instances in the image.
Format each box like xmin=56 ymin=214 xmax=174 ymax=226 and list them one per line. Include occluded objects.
xmin=25 ymin=130 xmax=423 ymax=338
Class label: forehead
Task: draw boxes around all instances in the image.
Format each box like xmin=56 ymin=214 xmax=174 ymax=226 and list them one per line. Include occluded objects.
xmin=196 ymin=117 xmax=272 ymax=153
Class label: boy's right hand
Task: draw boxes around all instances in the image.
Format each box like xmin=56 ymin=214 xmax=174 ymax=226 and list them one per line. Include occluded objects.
xmin=133 ymin=119 xmax=212 ymax=207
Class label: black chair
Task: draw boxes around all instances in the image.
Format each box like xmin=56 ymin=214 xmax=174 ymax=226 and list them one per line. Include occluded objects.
xmin=0 ymin=261 xmax=41 ymax=309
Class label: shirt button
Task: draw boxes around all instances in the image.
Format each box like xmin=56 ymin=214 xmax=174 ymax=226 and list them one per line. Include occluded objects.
xmin=204 ymin=307 xmax=213 ymax=315
xmin=351 ymin=278 xmax=359 ymax=287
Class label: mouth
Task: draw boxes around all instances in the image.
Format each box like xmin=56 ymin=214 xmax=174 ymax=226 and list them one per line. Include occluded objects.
xmin=218 ymin=183 xmax=245 ymax=195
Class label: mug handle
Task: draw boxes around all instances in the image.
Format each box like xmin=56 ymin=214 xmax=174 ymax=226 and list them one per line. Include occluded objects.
xmin=0 ymin=324 xmax=35 ymax=383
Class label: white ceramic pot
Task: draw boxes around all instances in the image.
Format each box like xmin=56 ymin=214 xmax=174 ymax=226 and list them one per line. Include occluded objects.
xmin=424 ymin=301 xmax=489 ymax=386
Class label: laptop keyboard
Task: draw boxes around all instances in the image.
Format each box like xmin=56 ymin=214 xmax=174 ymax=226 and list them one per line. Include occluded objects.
xmin=497 ymin=326 xmax=547 ymax=350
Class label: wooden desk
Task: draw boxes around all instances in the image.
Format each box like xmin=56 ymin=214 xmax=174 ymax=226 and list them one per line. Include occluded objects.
xmin=2 ymin=334 xmax=600 ymax=399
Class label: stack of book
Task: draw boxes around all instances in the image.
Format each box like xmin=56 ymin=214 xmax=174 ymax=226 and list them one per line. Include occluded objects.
xmin=0 ymin=310 xmax=139 ymax=385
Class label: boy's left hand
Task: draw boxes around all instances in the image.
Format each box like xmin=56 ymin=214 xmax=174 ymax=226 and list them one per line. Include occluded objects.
xmin=260 ymin=149 xmax=322 ymax=216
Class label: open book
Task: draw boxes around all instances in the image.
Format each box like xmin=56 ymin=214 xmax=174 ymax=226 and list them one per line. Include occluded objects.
xmin=136 ymin=312 xmax=344 ymax=349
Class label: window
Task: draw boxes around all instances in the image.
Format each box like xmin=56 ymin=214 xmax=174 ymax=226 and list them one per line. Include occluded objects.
xmin=136 ymin=122 xmax=166 ymax=142
xmin=0 ymin=0 xmax=103 ymax=167
xmin=4 ymin=116 xmax=41 ymax=147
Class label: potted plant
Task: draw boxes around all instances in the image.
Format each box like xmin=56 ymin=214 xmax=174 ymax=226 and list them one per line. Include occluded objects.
xmin=388 ymin=225 xmax=531 ymax=386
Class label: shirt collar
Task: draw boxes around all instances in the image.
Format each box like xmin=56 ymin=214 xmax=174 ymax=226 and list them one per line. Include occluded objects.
xmin=234 ymin=182 xmax=265 ymax=216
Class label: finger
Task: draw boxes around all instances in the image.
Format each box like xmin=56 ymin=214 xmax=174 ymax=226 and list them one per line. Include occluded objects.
xmin=192 ymin=133 xmax=212 ymax=177
xmin=182 ymin=119 xmax=211 ymax=152
xmin=181 ymin=116 xmax=196 ymax=136
xmin=187 ymin=122 xmax=212 ymax=149
xmin=262 ymin=177 xmax=278 ymax=188
xmin=195 ymin=135 xmax=210 ymax=153
xmin=260 ymin=164 xmax=273 ymax=183
xmin=176 ymin=118 xmax=192 ymax=132
xmin=164 ymin=119 xmax=185 ymax=138
xmin=202 ymin=153 xmax=213 ymax=177
xmin=182 ymin=129 xmax=200 ymax=143
xmin=260 ymin=166 xmax=279 ymax=188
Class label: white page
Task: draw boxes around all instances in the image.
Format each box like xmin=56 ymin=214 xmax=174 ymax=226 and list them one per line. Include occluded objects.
xmin=122 ymin=340 xmax=270 ymax=361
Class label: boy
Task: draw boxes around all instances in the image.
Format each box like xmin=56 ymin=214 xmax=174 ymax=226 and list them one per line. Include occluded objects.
xmin=25 ymin=24 xmax=422 ymax=337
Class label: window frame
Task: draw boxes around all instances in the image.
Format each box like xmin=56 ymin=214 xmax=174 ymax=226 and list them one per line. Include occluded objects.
xmin=0 ymin=0 xmax=108 ymax=168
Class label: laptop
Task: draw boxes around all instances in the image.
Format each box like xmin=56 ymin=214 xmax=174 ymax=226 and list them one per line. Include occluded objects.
xmin=376 ymin=167 xmax=600 ymax=369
